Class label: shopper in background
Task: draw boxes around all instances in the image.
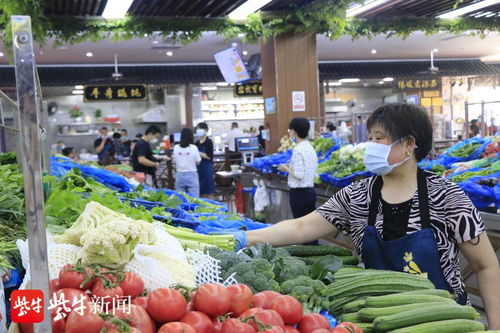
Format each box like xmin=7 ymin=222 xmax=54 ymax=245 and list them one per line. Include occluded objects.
xmin=324 ymin=122 xmax=338 ymax=140
xmin=173 ymin=128 xmax=202 ymax=197
xmin=111 ymin=132 xmax=123 ymax=157
xmin=257 ymin=125 xmax=267 ymax=154
xmin=56 ymin=141 xmax=65 ymax=154
xmin=356 ymin=115 xmax=368 ymax=143
xmin=470 ymin=119 xmax=480 ymax=137
xmin=195 ymin=122 xmax=216 ymax=197
xmin=226 ymin=122 xmax=245 ymax=152
xmin=337 ymin=121 xmax=352 ymax=144
xmin=94 ymin=126 xmax=113 ymax=165
xmin=120 ymin=128 xmax=132 ymax=157
xmin=131 ymin=133 xmax=143 ymax=153
xmin=238 ymin=104 xmax=499 ymax=329
xmin=61 ymin=147 xmax=77 ymax=162
xmin=489 ymin=118 xmax=497 ymax=136
xmin=131 ymin=125 xmax=162 ymax=187
xmin=278 ymin=118 xmax=318 ymax=221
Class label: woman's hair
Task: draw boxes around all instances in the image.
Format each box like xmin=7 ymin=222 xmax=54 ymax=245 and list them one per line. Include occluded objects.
xmin=259 ymin=125 xmax=265 ymax=131
xmin=326 ymin=122 xmax=336 ymax=132
xmin=367 ymin=103 xmax=433 ymax=161
xmin=112 ymin=132 xmax=121 ymax=139
xmin=180 ymin=128 xmax=194 ymax=148
xmin=289 ymin=117 xmax=310 ymax=139
xmin=197 ymin=122 xmax=209 ymax=130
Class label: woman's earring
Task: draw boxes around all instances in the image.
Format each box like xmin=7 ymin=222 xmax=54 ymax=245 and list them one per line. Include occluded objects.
xmin=406 ymin=151 xmax=411 ymax=157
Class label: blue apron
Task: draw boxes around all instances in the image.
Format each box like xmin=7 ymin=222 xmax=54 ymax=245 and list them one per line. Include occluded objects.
xmin=362 ymin=168 xmax=467 ymax=304
xmin=197 ymin=143 xmax=215 ymax=195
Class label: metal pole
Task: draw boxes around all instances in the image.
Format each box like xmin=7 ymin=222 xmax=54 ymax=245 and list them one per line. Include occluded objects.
xmin=465 ymin=102 xmax=469 ymax=139
xmin=11 ymin=15 xmax=51 ymax=332
xmin=0 ymin=100 xmax=6 ymax=153
xmin=480 ymin=100 xmax=486 ymax=136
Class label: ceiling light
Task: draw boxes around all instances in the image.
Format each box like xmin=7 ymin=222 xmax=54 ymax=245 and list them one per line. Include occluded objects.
xmin=0 ymin=52 xmax=4 ymax=57
xmin=242 ymin=50 xmax=248 ymax=56
xmin=438 ymin=0 xmax=500 ymax=18
xmin=166 ymin=51 xmax=173 ymax=56
xmin=328 ymin=81 xmax=342 ymax=86
xmin=216 ymin=82 xmax=229 ymax=86
xmin=433 ymin=48 xmax=439 ymax=53
xmin=228 ymin=0 xmax=273 ymax=21
xmin=382 ymin=77 xmax=394 ymax=82
xmin=201 ymin=86 xmax=217 ymax=91
xmin=144 ymin=33 xmax=149 ymax=37
xmin=339 ymin=78 xmax=360 ymax=83
xmin=371 ymin=49 xmax=377 ymax=54
xmin=74 ymin=85 xmax=84 ymax=90
xmin=72 ymin=90 xmax=84 ymax=95
xmin=102 ymin=0 xmax=134 ymax=19
xmin=346 ymin=0 xmax=392 ymax=17
xmin=86 ymin=52 xmax=93 ymax=57
xmin=231 ymin=42 xmax=238 ymax=48
xmin=152 ymin=40 xmax=159 ymax=44
xmin=378 ymin=81 xmax=384 ymax=85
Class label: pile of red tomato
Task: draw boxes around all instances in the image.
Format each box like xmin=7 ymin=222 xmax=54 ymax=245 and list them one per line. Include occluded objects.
xmin=18 ymin=263 xmax=363 ymax=333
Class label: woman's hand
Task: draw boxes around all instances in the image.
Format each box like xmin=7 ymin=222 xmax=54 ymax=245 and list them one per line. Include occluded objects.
xmin=277 ymin=164 xmax=290 ymax=173
xmin=459 ymin=233 xmax=500 ymax=329
xmin=200 ymin=152 xmax=210 ymax=160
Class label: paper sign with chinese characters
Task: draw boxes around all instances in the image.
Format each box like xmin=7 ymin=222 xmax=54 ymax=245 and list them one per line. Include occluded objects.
xmin=83 ymin=85 xmax=147 ymax=102
xmin=393 ymin=78 xmax=442 ymax=91
xmin=234 ymin=82 xmax=263 ymax=97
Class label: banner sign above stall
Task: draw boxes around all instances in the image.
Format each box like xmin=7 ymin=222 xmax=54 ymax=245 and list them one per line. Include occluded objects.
xmin=234 ymin=82 xmax=263 ymax=97
xmin=393 ymin=78 xmax=441 ymax=91
xmin=83 ymin=85 xmax=147 ymax=102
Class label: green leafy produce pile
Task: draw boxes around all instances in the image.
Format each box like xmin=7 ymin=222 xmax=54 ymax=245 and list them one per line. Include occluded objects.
xmin=448 ymin=143 xmax=482 ymax=158
xmin=312 ymin=137 xmax=335 ymax=156
xmin=315 ymin=144 xmax=367 ymax=183
xmin=450 ymin=161 xmax=500 ymax=183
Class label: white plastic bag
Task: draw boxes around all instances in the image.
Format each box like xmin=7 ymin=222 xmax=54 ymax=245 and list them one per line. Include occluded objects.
xmin=253 ymin=179 xmax=270 ymax=212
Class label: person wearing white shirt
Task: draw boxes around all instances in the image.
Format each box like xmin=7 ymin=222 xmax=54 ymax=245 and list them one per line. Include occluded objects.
xmin=278 ymin=118 xmax=318 ymax=220
xmin=225 ymin=122 xmax=246 ymax=152
xmin=173 ymin=128 xmax=202 ymax=197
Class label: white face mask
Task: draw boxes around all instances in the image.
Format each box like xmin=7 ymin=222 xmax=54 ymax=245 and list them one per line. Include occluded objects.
xmin=363 ymin=140 xmax=415 ymax=176
xmin=150 ymin=138 xmax=158 ymax=144
xmin=196 ymin=129 xmax=206 ymax=137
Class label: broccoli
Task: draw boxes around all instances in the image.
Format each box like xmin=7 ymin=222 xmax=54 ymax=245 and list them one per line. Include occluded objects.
xmin=273 ymin=256 xmax=310 ymax=283
xmin=280 ymin=276 xmax=329 ymax=313
xmin=206 ymin=247 xmax=252 ymax=274
xmin=224 ymin=258 xmax=280 ymax=293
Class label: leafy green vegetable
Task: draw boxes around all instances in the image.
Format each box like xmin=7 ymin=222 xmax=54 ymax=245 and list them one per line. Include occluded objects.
xmin=309 ymin=255 xmax=343 ymax=283
xmin=0 ymin=152 xmax=17 ymax=165
xmin=451 ymin=161 xmax=500 ymax=183
xmin=448 ymin=143 xmax=482 ymax=157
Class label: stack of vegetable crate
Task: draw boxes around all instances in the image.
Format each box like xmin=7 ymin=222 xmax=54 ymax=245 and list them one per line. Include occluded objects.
xmin=331 ymin=269 xmax=486 ymax=333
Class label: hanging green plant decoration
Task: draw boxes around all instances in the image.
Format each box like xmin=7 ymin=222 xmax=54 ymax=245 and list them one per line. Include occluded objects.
xmin=1 ymin=0 xmax=500 ymax=56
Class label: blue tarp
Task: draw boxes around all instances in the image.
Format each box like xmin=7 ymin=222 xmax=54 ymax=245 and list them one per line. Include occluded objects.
xmin=320 ymin=171 xmax=373 ymax=188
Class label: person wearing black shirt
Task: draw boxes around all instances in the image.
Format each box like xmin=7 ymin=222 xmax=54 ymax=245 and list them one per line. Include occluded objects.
xmin=94 ymin=127 xmax=113 ymax=165
xmin=195 ymin=122 xmax=215 ymax=196
xmin=257 ymin=125 xmax=267 ymax=154
xmin=131 ymin=126 xmax=162 ymax=186
xmin=119 ymin=128 xmax=132 ymax=157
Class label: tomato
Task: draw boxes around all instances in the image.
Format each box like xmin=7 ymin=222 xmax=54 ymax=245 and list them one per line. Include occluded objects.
xmin=51 ymin=288 xmax=90 ymax=318
xmin=50 ymin=278 xmax=60 ymax=294
xmin=107 ymin=328 xmax=141 ymax=333
xmin=158 ymin=322 xmax=197 ymax=333
xmin=59 ymin=264 xmax=94 ymax=291
xmin=227 ymin=284 xmax=253 ymax=316
xmin=311 ymin=330 xmax=331 ymax=333
xmin=270 ymin=295 xmax=303 ymax=325
xmin=65 ymin=306 xmax=107 ymax=333
xmin=91 ymin=279 xmax=124 ymax=305
xmin=331 ymin=322 xmax=363 ymax=333
xmin=213 ymin=317 xmax=223 ymax=333
xmin=147 ymin=288 xmax=187 ymax=323
xmin=247 ymin=310 xmax=285 ymax=330
xmin=52 ymin=316 xmax=66 ymax=333
xmin=261 ymin=327 xmax=286 ymax=333
xmin=284 ymin=326 xmax=300 ymax=333
xmin=220 ymin=318 xmax=256 ymax=333
xmin=131 ymin=296 xmax=148 ymax=309
xmin=253 ymin=291 xmax=281 ymax=309
xmin=181 ymin=311 xmax=216 ymax=333
xmin=298 ymin=314 xmax=330 ymax=333
xmin=239 ymin=307 xmax=264 ymax=318
xmin=113 ymin=304 xmax=155 ymax=333
xmin=194 ymin=284 xmax=231 ymax=318
xmin=119 ymin=272 xmax=145 ymax=298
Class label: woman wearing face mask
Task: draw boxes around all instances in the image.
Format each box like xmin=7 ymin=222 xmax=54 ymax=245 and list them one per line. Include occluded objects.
xmin=234 ymin=104 xmax=500 ymax=328
xmin=195 ymin=123 xmax=216 ymax=197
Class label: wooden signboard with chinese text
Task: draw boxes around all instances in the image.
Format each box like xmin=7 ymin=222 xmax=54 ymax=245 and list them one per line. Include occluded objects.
xmin=234 ymin=82 xmax=263 ymax=97
xmin=393 ymin=78 xmax=442 ymax=91
xmin=83 ymin=84 xmax=147 ymax=102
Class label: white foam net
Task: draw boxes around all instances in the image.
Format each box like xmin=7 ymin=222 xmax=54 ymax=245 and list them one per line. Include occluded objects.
xmin=17 ymin=223 xmax=233 ymax=289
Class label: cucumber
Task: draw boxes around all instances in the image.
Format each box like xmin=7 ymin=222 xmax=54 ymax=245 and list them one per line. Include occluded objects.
xmin=343 ymin=298 xmax=367 ymax=313
xmin=358 ymin=302 xmax=449 ymax=322
xmin=353 ymin=323 xmax=374 ymax=333
xmin=387 ymin=319 xmax=485 ymax=333
xmin=339 ymin=312 xmax=360 ymax=322
xmin=373 ymin=304 xmax=479 ymax=332
xmin=329 ymin=296 xmax=359 ymax=316
xmin=365 ymin=294 xmax=455 ymax=308
xmin=282 ymin=245 xmax=352 ymax=257
xmin=338 ymin=255 xmax=360 ymax=265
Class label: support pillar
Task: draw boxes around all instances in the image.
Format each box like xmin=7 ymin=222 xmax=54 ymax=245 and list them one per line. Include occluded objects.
xmin=261 ymin=32 xmax=320 ymax=152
